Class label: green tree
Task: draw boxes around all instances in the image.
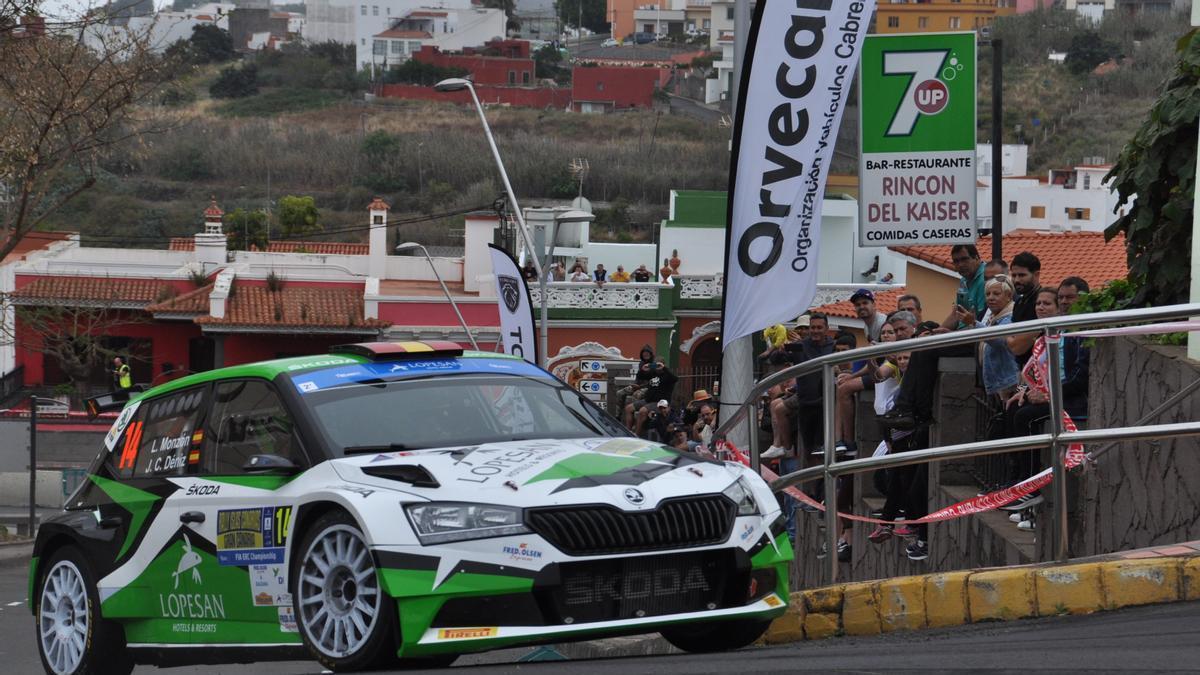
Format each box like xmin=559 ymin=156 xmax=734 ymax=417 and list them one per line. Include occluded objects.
xmin=278 ymin=195 xmax=322 ymax=238
xmin=1105 ymin=29 xmax=1200 ymax=306
xmin=556 ymin=0 xmax=607 ymax=34
xmin=210 ymin=64 xmax=259 ymax=98
xmin=534 ymin=44 xmax=568 ymax=82
xmin=1065 ymin=30 xmax=1120 ymax=75
xmin=188 ymin=24 xmax=235 ymax=64
xmin=225 ymin=208 xmax=269 ymax=251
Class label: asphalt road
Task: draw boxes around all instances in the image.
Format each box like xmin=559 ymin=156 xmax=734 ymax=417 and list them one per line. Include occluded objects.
xmin=5 ymin=556 xmax=1200 ymax=673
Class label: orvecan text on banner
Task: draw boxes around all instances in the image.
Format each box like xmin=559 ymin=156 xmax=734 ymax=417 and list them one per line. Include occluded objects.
xmin=720 ymin=0 xmax=875 ymax=347
xmin=488 ymin=244 xmax=537 ymax=364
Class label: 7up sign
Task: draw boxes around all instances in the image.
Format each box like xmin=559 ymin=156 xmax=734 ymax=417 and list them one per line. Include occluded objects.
xmin=859 ymin=32 xmax=977 ymax=246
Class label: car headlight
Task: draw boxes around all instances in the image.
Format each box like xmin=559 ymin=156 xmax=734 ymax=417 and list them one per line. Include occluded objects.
xmin=723 ymin=478 xmax=759 ymax=516
xmin=404 ymin=502 xmax=530 ymax=545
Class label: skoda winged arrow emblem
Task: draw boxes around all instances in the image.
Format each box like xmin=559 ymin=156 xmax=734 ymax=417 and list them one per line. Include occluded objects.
xmin=623 ymin=488 xmax=645 ymax=505
xmin=498 ymin=275 xmax=521 ymax=313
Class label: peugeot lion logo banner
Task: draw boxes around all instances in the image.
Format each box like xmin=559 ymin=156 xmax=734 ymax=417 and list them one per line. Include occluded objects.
xmin=720 ymin=0 xmax=875 ymax=346
xmin=488 ymin=244 xmax=537 ymax=363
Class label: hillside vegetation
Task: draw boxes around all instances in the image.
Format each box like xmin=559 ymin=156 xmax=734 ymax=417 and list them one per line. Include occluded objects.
xmin=38 ymin=6 xmax=1188 ymax=249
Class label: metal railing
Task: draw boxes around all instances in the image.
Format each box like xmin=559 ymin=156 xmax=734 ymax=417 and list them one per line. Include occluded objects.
xmin=712 ymin=302 xmax=1200 ymax=583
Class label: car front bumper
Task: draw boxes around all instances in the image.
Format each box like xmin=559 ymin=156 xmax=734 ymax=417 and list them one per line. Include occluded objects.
xmin=374 ymin=532 xmax=793 ymax=658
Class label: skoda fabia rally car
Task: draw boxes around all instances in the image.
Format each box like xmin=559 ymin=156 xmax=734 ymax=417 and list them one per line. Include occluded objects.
xmin=31 ymin=342 xmax=791 ymax=674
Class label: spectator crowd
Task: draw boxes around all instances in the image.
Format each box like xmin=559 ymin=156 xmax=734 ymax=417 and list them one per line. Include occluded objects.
xmin=522 ymin=249 xmax=685 ymax=286
xmin=753 ymin=244 xmax=1091 ymax=564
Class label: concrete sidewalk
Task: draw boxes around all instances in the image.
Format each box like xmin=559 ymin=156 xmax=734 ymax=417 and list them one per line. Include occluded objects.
xmin=764 ymin=541 xmax=1200 ymax=644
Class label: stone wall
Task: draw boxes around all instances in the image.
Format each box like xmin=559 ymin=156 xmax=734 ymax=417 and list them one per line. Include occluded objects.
xmin=1059 ymin=336 xmax=1200 ymax=557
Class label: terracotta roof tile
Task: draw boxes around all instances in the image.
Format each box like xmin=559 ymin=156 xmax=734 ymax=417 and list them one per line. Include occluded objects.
xmin=145 ymin=284 xmax=213 ymax=314
xmin=12 ymin=276 xmax=177 ymax=306
xmin=367 ymin=197 xmax=390 ymax=211
xmin=813 ymin=289 xmax=903 ymax=320
xmin=167 ymin=238 xmax=369 ymax=255
xmin=891 ymin=229 xmax=1129 ymax=288
xmin=194 ymin=285 xmax=390 ymax=331
xmin=265 ymin=241 xmax=370 ymax=255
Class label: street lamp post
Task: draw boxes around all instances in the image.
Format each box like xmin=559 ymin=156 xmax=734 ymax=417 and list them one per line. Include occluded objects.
xmin=396 ymin=242 xmax=480 ymax=350
xmin=433 ymin=77 xmax=548 ymax=365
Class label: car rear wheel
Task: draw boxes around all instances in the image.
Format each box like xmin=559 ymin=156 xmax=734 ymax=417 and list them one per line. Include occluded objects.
xmin=35 ymin=546 xmax=133 ymax=675
xmin=660 ymin=618 xmax=772 ymax=653
xmin=294 ymin=511 xmax=396 ymax=672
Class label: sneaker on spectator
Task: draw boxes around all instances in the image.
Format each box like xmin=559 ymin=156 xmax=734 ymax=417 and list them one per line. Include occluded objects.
xmin=868 ymin=525 xmax=893 ymax=543
xmin=761 ymin=445 xmax=786 ymax=459
xmin=840 ymin=440 xmax=858 ymax=458
xmin=809 ymin=445 xmax=825 ymax=456
xmin=1017 ymin=519 xmax=1034 ymax=531
xmin=1000 ymin=491 xmax=1044 ymax=512
xmin=834 ymin=439 xmax=849 ymax=453
xmin=906 ymin=540 xmax=929 ymax=561
xmin=893 ymin=524 xmax=917 ymax=539
xmin=1008 ymin=512 xmax=1023 ymax=523
xmin=837 ymin=539 xmax=851 ymax=563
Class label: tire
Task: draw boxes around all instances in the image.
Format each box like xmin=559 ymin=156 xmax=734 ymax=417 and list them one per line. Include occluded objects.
xmin=34 ymin=545 xmax=133 ymax=675
xmin=293 ymin=510 xmax=397 ymax=672
xmin=660 ymin=618 xmax=772 ymax=654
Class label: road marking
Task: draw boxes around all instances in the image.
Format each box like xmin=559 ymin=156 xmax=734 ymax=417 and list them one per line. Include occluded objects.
xmin=6 ymin=601 xmax=21 ymax=606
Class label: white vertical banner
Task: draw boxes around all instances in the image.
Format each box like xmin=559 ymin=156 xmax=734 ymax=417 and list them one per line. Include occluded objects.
xmin=720 ymin=0 xmax=875 ymax=346
xmin=488 ymin=244 xmax=537 ymax=364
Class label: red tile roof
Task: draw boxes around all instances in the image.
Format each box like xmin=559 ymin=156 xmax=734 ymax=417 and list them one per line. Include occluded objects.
xmin=203 ymin=198 xmax=223 ymax=219
xmin=167 ymin=238 xmax=369 ymax=255
xmin=891 ymin=229 xmax=1129 ymax=288
xmin=145 ymin=284 xmax=213 ymax=315
xmin=814 ymin=289 xmax=904 ymax=320
xmin=409 ymin=10 xmax=447 ymax=17
xmin=11 ymin=276 xmax=178 ymax=307
xmin=368 ymin=197 xmax=390 ymax=211
xmin=4 ymin=231 xmax=71 ymax=264
xmin=194 ymin=285 xmax=390 ymax=332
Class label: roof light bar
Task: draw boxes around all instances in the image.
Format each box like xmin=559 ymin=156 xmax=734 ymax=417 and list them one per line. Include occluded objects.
xmin=331 ymin=341 xmax=465 ymax=360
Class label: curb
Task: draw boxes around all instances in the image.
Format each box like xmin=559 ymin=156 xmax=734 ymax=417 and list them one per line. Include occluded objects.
xmin=763 ymin=554 xmax=1200 ymax=645
xmin=0 ymin=540 xmax=32 ymax=568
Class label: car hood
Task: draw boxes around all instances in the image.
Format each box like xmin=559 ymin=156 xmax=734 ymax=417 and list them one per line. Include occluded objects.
xmin=329 ymin=437 xmax=744 ymax=509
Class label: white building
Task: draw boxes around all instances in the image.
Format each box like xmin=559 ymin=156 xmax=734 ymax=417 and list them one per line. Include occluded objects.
xmin=82 ymin=3 xmax=234 ymax=54
xmin=355 ymin=5 xmax=506 ymax=71
xmin=976 ymin=143 xmax=1029 ymax=178
xmin=1064 ymin=0 xmax=1114 ymax=23
xmin=977 ymin=163 xmax=1124 ymax=234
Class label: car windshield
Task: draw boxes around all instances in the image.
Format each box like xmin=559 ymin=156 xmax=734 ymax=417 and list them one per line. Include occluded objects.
xmin=295 ymin=372 xmax=628 ymax=453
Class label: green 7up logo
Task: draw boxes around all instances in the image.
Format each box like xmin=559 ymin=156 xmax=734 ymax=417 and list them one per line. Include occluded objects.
xmin=884 ymin=50 xmax=951 ymax=136
xmin=861 ymin=33 xmax=975 ymax=154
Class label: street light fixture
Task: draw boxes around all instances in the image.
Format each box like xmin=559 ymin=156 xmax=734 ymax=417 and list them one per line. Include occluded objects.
xmin=395 ymin=242 xmax=480 ymax=350
xmin=433 ymin=76 xmax=547 ymax=364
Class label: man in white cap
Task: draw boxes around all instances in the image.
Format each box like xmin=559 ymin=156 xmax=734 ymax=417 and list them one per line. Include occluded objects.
xmin=648 ymin=398 xmax=679 ymax=443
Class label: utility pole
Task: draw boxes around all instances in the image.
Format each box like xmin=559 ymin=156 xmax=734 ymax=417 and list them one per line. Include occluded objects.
xmin=991 ymin=38 xmax=1003 ymax=262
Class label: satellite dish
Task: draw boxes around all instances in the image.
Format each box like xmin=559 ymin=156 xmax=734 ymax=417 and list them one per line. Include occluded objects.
xmin=570 ymin=196 xmax=593 ymax=213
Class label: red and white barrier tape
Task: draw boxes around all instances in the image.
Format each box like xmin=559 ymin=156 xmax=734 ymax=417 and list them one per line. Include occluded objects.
xmin=713 ymin=434 xmax=1086 ymax=526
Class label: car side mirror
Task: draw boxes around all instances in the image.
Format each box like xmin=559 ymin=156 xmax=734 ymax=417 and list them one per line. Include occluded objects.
xmin=243 ymin=454 xmax=300 ymax=474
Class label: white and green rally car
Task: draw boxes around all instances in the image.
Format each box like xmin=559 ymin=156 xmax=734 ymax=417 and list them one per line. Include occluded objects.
xmin=30 ymin=341 xmax=791 ymax=674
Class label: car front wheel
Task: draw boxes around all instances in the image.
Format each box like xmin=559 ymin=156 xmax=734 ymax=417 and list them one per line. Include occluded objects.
xmin=294 ymin=511 xmax=396 ymax=672
xmin=35 ymin=546 xmax=132 ymax=675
